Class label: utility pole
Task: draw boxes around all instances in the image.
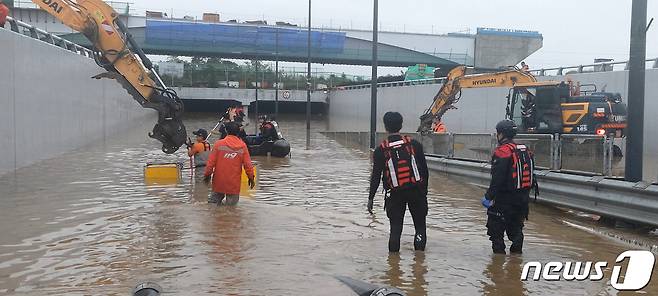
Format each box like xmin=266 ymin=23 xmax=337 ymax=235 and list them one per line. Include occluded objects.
xmin=625 ymin=0 xmax=647 ymax=182
xmin=306 ymin=0 xmax=312 ymax=149
xmin=370 ymin=0 xmax=379 ymax=149
xmin=275 ymin=27 xmax=280 ymax=119
xmin=255 ymin=59 xmax=259 ymax=134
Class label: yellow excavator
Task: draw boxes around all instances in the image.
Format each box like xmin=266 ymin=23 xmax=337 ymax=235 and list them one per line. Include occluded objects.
xmin=32 ymin=0 xmax=186 ymax=153
xmin=418 ymin=66 xmax=627 ymax=138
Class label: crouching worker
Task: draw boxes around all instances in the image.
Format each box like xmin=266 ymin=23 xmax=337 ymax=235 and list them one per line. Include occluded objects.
xmin=368 ymin=112 xmax=429 ymax=252
xmin=204 ymin=122 xmax=255 ymax=205
xmin=482 ymin=120 xmax=536 ymax=254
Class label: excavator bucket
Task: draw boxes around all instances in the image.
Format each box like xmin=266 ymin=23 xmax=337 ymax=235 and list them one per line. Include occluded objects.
xmin=107 ymin=74 xmax=187 ymax=154
xmin=144 ymin=91 xmax=187 ymax=154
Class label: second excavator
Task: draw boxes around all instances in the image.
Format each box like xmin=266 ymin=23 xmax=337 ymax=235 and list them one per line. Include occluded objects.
xmin=32 ymin=0 xmax=186 ymax=153
xmin=418 ymin=66 xmax=627 ymax=139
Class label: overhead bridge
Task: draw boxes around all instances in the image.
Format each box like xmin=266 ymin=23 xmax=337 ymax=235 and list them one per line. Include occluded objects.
xmin=53 ymin=19 xmax=541 ymax=68
xmin=61 ymin=20 xmax=459 ymax=68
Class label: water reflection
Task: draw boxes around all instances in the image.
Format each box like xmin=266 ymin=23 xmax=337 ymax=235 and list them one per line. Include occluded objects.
xmin=382 ymin=252 xmax=428 ymax=296
xmin=482 ymin=255 xmax=527 ymax=296
xmin=204 ymin=206 xmax=250 ymax=294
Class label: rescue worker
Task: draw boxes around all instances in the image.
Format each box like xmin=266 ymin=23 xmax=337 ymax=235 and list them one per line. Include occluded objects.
xmin=203 ymin=122 xmax=255 ymax=205
xmin=259 ymin=116 xmax=279 ymax=141
xmin=368 ymin=112 xmax=429 ymax=252
xmin=482 ymin=120 xmax=536 ymax=254
xmin=520 ymin=61 xmax=529 ymax=72
xmin=0 ymin=0 xmax=10 ymax=28
xmin=432 ymin=119 xmax=447 ymax=133
xmin=186 ymin=128 xmax=211 ymax=168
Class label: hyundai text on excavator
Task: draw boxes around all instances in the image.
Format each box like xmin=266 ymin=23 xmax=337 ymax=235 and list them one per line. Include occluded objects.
xmin=32 ymin=0 xmax=186 ymax=153
xmin=418 ymin=66 xmax=628 ymax=139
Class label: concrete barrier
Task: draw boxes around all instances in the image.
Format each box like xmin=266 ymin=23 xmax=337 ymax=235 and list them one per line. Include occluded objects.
xmin=0 ymin=28 xmax=155 ymax=176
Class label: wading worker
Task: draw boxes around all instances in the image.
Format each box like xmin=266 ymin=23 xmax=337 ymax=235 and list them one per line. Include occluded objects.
xmin=481 ymin=120 xmax=536 ymax=254
xmin=187 ymin=128 xmax=211 ymax=168
xmin=204 ymin=122 xmax=255 ymax=205
xmin=368 ymin=112 xmax=429 ymax=252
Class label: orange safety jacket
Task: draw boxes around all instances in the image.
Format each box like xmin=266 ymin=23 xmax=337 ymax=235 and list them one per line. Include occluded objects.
xmin=0 ymin=4 xmax=9 ymax=27
xmin=204 ymin=135 xmax=254 ymax=195
xmin=433 ymin=121 xmax=447 ymax=133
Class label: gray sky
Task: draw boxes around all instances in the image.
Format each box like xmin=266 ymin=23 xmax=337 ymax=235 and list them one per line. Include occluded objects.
xmin=136 ymin=0 xmax=657 ymax=76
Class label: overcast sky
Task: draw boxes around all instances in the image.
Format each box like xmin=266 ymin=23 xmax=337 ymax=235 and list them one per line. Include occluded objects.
xmin=135 ymin=0 xmax=657 ymax=76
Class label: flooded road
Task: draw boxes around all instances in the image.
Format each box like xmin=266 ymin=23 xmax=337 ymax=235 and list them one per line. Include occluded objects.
xmin=0 ymin=114 xmax=657 ymax=295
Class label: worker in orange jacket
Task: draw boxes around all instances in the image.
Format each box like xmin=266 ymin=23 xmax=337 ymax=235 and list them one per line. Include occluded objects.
xmin=432 ymin=120 xmax=447 ymax=133
xmin=0 ymin=0 xmax=10 ymax=28
xmin=203 ymin=121 xmax=255 ymax=205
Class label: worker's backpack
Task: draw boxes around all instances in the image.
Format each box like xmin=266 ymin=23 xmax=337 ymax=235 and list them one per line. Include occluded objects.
xmin=381 ymin=136 xmax=422 ymax=191
xmin=504 ymin=143 xmax=535 ymax=190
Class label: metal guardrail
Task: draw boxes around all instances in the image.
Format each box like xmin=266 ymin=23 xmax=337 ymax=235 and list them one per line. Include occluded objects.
xmin=337 ymin=77 xmax=447 ymax=91
xmin=427 ymin=157 xmax=658 ymax=227
xmin=333 ymin=57 xmax=658 ymax=91
xmin=3 ymin=16 xmax=94 ymax=59
xmin=13 ymin=0 xmax=133 ymax=15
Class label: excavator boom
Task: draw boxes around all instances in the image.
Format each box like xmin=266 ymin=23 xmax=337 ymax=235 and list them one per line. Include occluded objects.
xmin=418 ymin=66 xmax=536 ymax=133
xmin=32 ymin=0 xmax=186 ymax=153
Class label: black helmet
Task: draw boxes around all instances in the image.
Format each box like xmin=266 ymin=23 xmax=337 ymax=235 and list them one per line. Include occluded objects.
xmin=192 ymin=128 xmax=208 ymax=139
xmin=495 ymin=120 xmax=517 ymax=138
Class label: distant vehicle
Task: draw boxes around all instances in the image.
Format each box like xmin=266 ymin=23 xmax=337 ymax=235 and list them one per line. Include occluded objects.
xmin=404 ymin=64 xmax=435 ymax=81
xmin=245 ymin=20 xmax=267 ymax=25
xmin=276 ymin=21 xmax=298 ymax=27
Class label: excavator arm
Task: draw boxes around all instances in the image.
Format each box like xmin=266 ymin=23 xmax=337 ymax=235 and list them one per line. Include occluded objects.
xmin=32 ymin=0 xmax=186 ymax=153
xmin=418 ymin=65 xmax=536 ymax=133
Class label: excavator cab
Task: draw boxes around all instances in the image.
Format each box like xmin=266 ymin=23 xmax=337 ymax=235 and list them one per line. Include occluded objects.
xmin=508 ymin=82 xmax=627 ymax=137
xmin=507 ymin=82 xmax=567 ymax=134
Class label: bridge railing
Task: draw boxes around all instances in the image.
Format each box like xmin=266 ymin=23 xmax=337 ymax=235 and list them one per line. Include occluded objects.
xmin=12 ymin=1 xmax=133 ymax=15
xmin=333 ymin=57 xmax=658 ymax=91
xmin=337 ymin=77 xmax=447 ymax=91
xmin=529 ymin=58 xmax=658 ymax=77
xmin=3 ymin=16 xmax=94 ymax=59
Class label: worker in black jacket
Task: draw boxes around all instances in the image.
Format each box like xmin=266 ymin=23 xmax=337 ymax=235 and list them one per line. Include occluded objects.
xmin=368 ymin=112 xmax=429 ymax=252
xmin=482 ymin=120 xmax=535 ymax=254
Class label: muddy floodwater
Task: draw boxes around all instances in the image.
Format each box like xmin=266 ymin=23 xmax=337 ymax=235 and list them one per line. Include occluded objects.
xmin=0 ymin=114 xmax=657 ymax=295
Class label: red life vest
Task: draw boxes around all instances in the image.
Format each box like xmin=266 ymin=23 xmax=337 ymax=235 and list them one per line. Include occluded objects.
xmin=381 ymin=136 xmax=422 ymax=190
xmin=502 ymin=143 xmax=534 ymax=190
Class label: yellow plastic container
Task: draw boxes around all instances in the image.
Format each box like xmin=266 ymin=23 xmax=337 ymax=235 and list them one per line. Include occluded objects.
xmin=144 ymin=162 xmax=183 ymax=184
xmin=240 ymin=166 xmax=258 ymax=196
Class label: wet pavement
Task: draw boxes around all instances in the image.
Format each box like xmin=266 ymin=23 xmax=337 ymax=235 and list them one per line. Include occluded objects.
xmin=0 ymin=114 xmax=657 ymax=295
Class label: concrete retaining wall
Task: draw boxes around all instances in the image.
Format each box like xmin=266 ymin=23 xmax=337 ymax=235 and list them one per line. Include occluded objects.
xmin=327 ymin=68 xmax=658 ymax=182
xmin=327 ymin=83 xmax=509 ymax=134
xmin=0 ymin=28 xmax=154 ymax=176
